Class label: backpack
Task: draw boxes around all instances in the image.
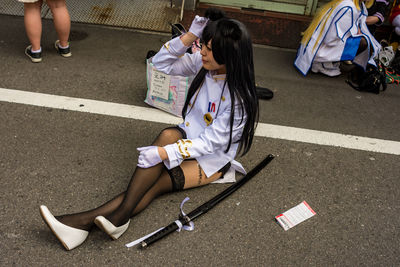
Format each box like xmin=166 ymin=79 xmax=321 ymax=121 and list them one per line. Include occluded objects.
xmin=346 ymin=63 xmax=387 ymax=94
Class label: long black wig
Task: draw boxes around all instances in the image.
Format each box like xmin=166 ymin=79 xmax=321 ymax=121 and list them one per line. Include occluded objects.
xmin=181 ymin=17 xmax=259 ymax=156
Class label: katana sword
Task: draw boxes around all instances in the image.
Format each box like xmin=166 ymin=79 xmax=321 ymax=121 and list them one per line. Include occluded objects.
xmin=140 ymin=154 xmax=275 ymax=248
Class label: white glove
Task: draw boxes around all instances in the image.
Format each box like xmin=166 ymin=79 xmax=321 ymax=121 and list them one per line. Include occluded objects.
xmin=137 ymin=146 xmax=162 ymax=168
xmin=188 ymin=15 xmax=209 ymax=38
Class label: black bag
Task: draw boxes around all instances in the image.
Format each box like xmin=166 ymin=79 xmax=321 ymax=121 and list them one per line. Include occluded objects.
xmin=346 ymin=63 xmax=387 ymax=94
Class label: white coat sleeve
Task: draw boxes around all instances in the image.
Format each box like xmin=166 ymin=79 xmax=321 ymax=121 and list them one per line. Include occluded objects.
xmin=152 ymin=36 xmax=202 ymax=77
xmin=162 ymin=103 xmax=246 ymax=169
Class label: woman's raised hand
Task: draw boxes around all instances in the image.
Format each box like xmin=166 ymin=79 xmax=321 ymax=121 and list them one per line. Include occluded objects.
xmin=137 ymin=146 xmax=162 ymax=168
xmin=189 ymin=15 xmax=209 ymax=38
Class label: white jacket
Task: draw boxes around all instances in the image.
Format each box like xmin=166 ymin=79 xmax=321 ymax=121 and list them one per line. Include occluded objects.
xmin=152 ymin=37 xmax=246 ymax=177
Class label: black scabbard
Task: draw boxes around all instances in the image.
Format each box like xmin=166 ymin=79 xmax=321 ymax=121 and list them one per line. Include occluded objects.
xmin=140 ymin=154 xmax=275 ymax=248
xmin=140 ymin=221 xmax=180 ymax=248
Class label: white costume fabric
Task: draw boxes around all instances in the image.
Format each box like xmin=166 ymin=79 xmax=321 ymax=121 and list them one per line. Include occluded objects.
xmin=294 ymin=0 xmax=381 ymax=76
xmin=152 ymin=37 xmax=246 ymax=178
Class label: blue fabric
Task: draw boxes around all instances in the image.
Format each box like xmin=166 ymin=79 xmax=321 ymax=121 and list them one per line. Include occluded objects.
xmin=341 ymin=36 xmax=361 ymax=61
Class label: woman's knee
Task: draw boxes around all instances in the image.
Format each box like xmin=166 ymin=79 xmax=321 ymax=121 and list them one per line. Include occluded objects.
xmin=24 ymin=0 xmax=43 ymax=11
xmin=153 ymin=128 xmax=183 ymax=146
xmin=46 ymin=0 xmax=66 ymax=9
xmin=357 ymin=37 xmax=368 ymax=54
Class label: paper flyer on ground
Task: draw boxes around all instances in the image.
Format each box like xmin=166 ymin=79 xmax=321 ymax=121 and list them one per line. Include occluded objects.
xmin=275 ymin=201 xmax=316 ymax=231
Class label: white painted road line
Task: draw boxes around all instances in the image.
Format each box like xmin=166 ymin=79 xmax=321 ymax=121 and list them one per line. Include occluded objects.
xmin=1 ymin=88 xmax=399 ymax=155
xmin=0 ymin=88 xmax=181 ymax=125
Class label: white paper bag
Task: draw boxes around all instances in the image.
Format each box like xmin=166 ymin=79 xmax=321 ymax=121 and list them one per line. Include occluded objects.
xmin=145 ymin=59 xmax=193 ymax=117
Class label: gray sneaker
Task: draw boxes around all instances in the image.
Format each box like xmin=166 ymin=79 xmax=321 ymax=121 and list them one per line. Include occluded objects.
xmin=25 ymin=45 xmax=42 ymax=63
xmin=55 ymin=40 xmax=72 ymax=57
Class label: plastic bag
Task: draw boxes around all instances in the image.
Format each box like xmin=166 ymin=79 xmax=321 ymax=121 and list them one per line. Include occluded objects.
xmin=144 ymin=59 xmax=194 ymax=117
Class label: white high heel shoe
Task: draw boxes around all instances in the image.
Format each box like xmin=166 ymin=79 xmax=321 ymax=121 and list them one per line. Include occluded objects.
xmin=39 ymin=205 xmax=89 ymax=251
xmin=94 ymin=216 xmax=130 ymax=240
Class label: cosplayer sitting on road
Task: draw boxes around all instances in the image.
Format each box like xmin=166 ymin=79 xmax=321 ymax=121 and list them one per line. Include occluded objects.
xmin=39 ymin=9 xmax=259 ymax=250
xmin=294 ymin=0 xmax=381 ymax=77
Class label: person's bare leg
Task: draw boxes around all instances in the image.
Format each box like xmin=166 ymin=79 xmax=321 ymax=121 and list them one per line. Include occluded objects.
xmin=24 ymin=1 xmax=43 ymax=51
xmin=180 ymin=160 xmax=222 ymax=189
xmin=47 ymin=0 xmax=70 ymax=47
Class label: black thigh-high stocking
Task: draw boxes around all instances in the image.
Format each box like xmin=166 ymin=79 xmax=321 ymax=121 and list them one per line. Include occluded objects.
xmin=56 ymin=127 xmax=183 ymax=230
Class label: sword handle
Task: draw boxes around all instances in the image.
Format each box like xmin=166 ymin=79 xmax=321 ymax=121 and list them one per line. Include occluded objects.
xmin=140 ymin=221 xmax=180 ymax=248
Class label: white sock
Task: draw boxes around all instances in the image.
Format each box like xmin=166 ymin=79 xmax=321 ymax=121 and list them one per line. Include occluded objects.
xmin=58 ymin=43 xmax=69 ymax=49
xmin=31 ymin=47 xmax=42 ymax=53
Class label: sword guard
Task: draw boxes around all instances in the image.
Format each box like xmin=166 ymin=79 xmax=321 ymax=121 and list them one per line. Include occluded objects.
xmin=179 ymin=214 xmax=191 ymax=224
